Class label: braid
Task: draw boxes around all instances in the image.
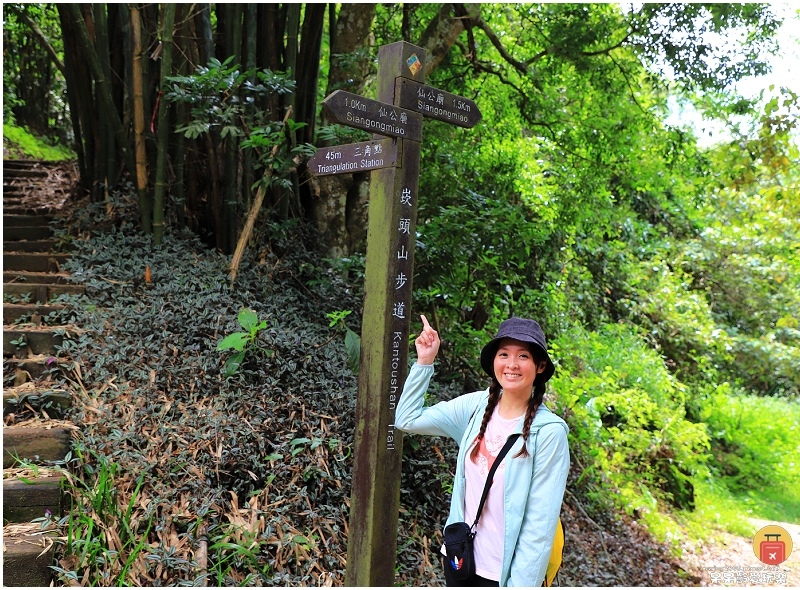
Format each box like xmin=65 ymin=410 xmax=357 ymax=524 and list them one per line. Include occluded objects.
xmin=469 ymin=378 xmax=502 ymax=462
xmin=514 ymin=377 xmax=546 ymax=458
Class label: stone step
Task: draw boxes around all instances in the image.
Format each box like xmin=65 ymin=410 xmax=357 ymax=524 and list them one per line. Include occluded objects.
xmin=1 ymin=528 xmax=58 ymax=587
xmin=3 ymin=226 xmax=54 ymax=241
xmin=3 ymin=167 xmax=50 ymax=178
xmin=3 ymin=253 xmax=70 ymax=272
xmin=3 ymin=384 xmax=72 ymax=417
xmin=3 ymin=271 xmax=73 ymax=284
xmin=4 ymin=355 xmax=77 ymax=384
xmin=3 ymin=325 xmax=78 ymax=358
xmin=2 ymin=239 xmax=60 ymax=252
xmin=3 ymin=303 xmax=68 ymax=325
xmin=3 ymin=426 xmax=73 ymax=469
xmin=3 ymin=283 xmax=85 ymax=303
xmin=1 ymin=205 xmax=61 ymax=216
xmin=3 ymin=475 xmax=63 ymax=523
xmin=3 ymin=214 xmax=54 ymax=227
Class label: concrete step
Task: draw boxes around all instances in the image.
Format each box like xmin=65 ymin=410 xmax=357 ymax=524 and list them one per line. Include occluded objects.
xmin=3 ymin=283 xmax=85 ymax=303
xmin=3 ymin=271 xmax=73 ymax=284
xmin=3 ymin=384 xmax=72 ymax=417
xmin=3 ymin=214 xmax=54 ymax=227
xmin=2 ymin=239 xmax=60 ymax=252
xmin=3 ymin=325 xmax=80 ymax=358
xmin=3 ymin=303 xmax=69 ymax=325
xmin=3 ymin=426 xmax=73 ymax=469
xmin=1 ymin=528 xmax=58 ymax=586
xmin=3 ymin=253 xmax=70 ymax=272
xmin=3 ymin=226 xmax=54 ymax=241
xmin=3 ymin=475 xmax=63 ymax=523
xmin=4 ymin=355 xmax=77 ymax=385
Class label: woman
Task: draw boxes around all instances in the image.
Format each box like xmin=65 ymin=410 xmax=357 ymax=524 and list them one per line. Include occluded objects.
xmin=395 ymin=315 xmax=570 ymax=587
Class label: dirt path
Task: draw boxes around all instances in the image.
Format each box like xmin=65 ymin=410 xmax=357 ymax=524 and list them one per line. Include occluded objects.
xmin=682 ymin=519 xmax=799 ymax=587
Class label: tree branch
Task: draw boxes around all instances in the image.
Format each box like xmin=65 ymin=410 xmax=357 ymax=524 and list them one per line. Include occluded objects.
xmin=11 ymin=6 xmax=66 ymax=75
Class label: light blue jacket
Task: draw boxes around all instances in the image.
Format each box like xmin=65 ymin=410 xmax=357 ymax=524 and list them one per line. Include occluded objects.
xmin=395 ymin=363 xmax=570 ymax=587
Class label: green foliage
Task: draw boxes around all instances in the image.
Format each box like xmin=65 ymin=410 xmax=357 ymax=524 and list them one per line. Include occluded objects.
xmin=3 ymin=122 xmax=75 ymax=161
xmin=325 ymin=310 xmax=361 ymax=375
xmin=52 ymin=447 xmax=154 ymax=586
xmin=699 ymin=384 xmax=800 ymax=493
xmin=553 ymin=324 xmax=710 ymax=515
xmin=166 ymin=57 xmax=294 ymax=140
xmin=166 ymin=57 xmax=315 ymax=193
xmin=217 ymin=308 xmax=272 ymax=378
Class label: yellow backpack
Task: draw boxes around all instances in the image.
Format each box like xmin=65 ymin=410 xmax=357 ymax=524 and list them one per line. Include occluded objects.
xmin=544 ymin=518 xmax=564 ymax=586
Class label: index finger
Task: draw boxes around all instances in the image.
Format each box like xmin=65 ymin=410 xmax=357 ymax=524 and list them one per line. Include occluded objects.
xmin=420 ymin=314 xmax=431 ymax=330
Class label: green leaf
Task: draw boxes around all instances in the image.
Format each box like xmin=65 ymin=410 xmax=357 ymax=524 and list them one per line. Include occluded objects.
xmin=345 ymin=328 xmax=361 ymax=375
xmin=237 ymin=308 xmax=259 ymax=332
xmin=217 ymin=332 xmax=249 ymax=352
xmin=223 ymin=351 xmax=245 ymax=377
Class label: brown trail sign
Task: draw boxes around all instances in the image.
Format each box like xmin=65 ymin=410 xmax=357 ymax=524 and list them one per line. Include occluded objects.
xmin=322 ymin=89 xmax=423 ymax=142
xmin=307 ymin=138 xmax=399 ymax=177
xmin=310 ymin=41 xmax=481 ymax=586
xmin=395 ymin=78 xmax=482 ymax=128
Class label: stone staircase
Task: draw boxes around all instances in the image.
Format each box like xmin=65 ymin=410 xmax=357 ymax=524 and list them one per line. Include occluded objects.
xmin=3 ymin=159 xmax=81 ymax=586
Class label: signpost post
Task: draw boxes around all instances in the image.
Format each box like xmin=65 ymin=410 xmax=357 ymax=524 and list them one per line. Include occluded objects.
xmin=310 ymin=40 xmax=481 ymax=586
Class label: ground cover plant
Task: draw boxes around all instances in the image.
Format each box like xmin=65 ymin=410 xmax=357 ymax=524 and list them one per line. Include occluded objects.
xmin=44 ymin=201 xmax=454 ymax=585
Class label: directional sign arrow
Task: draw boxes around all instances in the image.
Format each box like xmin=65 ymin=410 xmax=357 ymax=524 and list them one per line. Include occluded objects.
xmin=308 ymin=138 xmax=399 ymax=176
xmin=395 ymin=78 xmax=482 ymax=128
xmin=322 ymin=90 xmax=423 ymax=142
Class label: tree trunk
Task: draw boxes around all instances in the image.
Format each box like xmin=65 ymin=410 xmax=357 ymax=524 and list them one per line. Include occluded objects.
xmin=57 ymin=6 xmax=89 ymax=191
xmin=153 ymin=4 xmax=176 ymax=246
xmin=93 ymin=4 xmax=114 ymax=193
xmin=173 ymin=4 xmax=190 ymax=228
xmin=195 ymin=4 xmax=214 ymax=65
xmin=326 ymin=4 xmax=376 ymax=95
xmin=219 ymin=4 xmax=244 ymax=254
xmin=279 ymin=4 xmax=301 ymax=221
xmin=305 ymin=3 xmax=376 ymax=256
xmin=130 ymin=5 xmax=152 ymax=234
xmin=295 ymin=4 xmax=326 ymax=147
xmin=417 ymin=3 xmax=478 ymax=75
xmin=243 ymin=4 xmax=258 ymax=213
xmin=64 ymin=4 xmax=134 ymax=197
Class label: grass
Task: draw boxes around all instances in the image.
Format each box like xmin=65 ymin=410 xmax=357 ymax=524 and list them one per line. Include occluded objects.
xmin=3 ymin=122 xmax=74 ymax=161
xmin=674 ymin=392 xmax=800 ymax=550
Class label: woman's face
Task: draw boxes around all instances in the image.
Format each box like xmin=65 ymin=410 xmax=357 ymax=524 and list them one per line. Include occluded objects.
xmin=493 ymin=339 xmax=544 ymax=394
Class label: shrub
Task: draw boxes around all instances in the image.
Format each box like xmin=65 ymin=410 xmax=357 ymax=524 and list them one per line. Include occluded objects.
xmin=551 ymin=323 xmax=710 ymax=514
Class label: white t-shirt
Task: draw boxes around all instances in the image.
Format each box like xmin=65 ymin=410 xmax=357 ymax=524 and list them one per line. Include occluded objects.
xmin=463 ymin=405 xmax=522 ymax=581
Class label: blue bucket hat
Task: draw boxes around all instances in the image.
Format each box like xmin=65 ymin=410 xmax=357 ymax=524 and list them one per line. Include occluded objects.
xmin=480 ymin=317 xmax=555 ymax=384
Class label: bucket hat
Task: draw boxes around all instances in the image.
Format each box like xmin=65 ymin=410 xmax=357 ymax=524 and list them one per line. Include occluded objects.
xmin=480 ymin=317 xmax=555 ymax=384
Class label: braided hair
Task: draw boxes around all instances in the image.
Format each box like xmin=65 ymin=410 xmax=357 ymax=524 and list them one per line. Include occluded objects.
xmin=469 ymin=348 xmax=548 ymax=462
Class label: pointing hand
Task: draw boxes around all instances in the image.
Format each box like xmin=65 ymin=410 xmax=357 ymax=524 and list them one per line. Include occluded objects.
xmin=415 ymin=314 xmax=440 ymax=365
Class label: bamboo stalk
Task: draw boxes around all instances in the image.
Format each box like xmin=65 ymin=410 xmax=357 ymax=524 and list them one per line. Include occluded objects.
xmin=153 ymin=4 xmax=176 ymax=246
xmin=66 ymin=5 xmax=133 ymax=191
xmin=228 ymin=108 xmax=292 ymax=286
xmin=130 ymin=5 xmax=152 ymax=234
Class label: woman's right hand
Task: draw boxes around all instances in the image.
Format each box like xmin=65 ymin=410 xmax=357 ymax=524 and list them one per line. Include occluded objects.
xmin=415 ymin=314 xmax=440 ymax=365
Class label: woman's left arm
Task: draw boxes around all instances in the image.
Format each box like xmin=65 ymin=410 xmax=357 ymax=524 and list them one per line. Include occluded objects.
xmin=507 ymin=422 xmax=570 ymax=587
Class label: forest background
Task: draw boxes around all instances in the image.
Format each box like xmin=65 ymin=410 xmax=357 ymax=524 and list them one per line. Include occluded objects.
xmin=2 ymin=2 xmax=799 ymax=586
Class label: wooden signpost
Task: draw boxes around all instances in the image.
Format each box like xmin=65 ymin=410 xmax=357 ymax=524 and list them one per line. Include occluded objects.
xmin=310 ymin=41 xmax=481 ymax=586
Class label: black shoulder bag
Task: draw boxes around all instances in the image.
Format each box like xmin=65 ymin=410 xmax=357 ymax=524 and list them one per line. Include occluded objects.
xmin=443 ymin=433 xmax=521 ymax=581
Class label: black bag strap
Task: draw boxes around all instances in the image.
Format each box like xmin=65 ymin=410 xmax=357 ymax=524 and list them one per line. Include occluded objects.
xmin=470 ymin=433 xmax=521 ymax=530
